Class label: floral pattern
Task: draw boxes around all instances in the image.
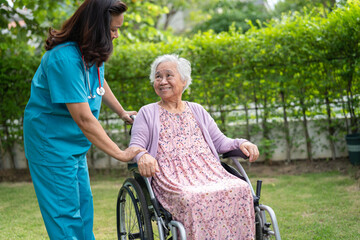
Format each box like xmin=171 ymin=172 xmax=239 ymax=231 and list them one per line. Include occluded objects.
xmin=152 ymin=103 xmax=255 ymax=240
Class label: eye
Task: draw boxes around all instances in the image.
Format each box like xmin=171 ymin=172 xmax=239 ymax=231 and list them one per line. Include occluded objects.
xmin=111 ymin=28 xmax=120 ymax=34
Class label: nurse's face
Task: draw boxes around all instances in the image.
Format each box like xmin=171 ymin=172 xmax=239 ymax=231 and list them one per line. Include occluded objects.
xmin=110 ymin=14 xmax=124 ymax=41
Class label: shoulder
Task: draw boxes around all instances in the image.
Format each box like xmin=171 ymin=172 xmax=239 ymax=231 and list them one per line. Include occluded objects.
xmin=139 ymin=103 xmax=158 ymax=113
xmin=136 ymin=103 xmax=158 ymax=120
xmin=46 ymin=42 xmax=80 ymax=65
xmin=133 ymin=103 xmax=158 ymax=128
xmin=187 ymin=101 xmax=207 ymax=114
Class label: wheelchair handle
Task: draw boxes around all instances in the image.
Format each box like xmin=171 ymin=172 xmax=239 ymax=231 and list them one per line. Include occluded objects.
xmin=129 ymin=115 xmax=136 ymax=135
xmin=256 ymin=180 xmax=262 ymax=198
xmin=222 ymin=149 xmax=248 ymax=159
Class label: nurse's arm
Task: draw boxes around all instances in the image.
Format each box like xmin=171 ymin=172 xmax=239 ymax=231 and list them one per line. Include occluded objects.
xmin=102 ymin=80 xmax=136 ymax=124
xmin=66 ymin=102 xmax=144 ymax=162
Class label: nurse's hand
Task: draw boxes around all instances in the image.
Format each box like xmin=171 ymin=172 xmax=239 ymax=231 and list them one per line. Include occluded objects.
xmin=138 ymin=154 xmax=160 ymax=177
xmin=118 ymin=146 xmax=146 ymax=162
xmin=120 ymin=111 xmax=137 ymax=125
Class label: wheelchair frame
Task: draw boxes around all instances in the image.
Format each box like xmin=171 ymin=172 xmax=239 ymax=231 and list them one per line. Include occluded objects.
xmin=116 ymin=149 xmax=281 ymax=240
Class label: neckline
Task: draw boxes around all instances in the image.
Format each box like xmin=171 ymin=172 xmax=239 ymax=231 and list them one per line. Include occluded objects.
xmin=158 ymin=101 xmax=188 ymax=115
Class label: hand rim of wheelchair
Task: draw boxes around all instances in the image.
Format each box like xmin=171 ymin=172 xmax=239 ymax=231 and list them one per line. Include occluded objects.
xmin=117 ymin=178 xmax=153 ymax=240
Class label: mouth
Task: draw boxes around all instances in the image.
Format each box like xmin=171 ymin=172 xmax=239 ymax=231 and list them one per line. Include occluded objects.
xmin=159 ymin=87 xmax=171 ymax=91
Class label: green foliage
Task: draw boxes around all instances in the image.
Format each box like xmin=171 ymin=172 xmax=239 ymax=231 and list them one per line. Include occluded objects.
xmin=119 ymin=0 xmax=172 ymax=43
xmin=272 ymin=0 xmax=339 ymax=16
xmin=1 ymin=0 xmax=81 ymax=47
xmin=191 ymin=0 xmax=271 ymax=34
xmin=1 ymin=0 xmax=360 ymax=166
xmin=0 ymin=35 xmax=39 ymax=161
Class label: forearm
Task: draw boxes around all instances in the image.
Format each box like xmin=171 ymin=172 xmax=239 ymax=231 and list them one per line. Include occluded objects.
xmin=78 ymin=115 xmax=124 ymax=160
xmin=66 ymin=102 xmax=128 ymax=161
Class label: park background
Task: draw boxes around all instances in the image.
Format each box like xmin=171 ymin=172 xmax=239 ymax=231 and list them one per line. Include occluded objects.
xmin=1 ymin=0 xmax=359 ymax=170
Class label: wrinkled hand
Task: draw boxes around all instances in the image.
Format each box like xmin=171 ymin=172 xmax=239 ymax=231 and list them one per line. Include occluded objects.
xmin=118 ymin=147 xmax=145 ymax=162
xmin=120 ymin=110 xmax=137 ymax=124
xmin=240 ymin=142 xmax=260 ymax=162
xmin=138 ymin=154 xmax=160 ymax=177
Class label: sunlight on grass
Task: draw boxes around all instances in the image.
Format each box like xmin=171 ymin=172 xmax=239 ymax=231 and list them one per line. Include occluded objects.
xmin=1 ymin=172 xmax=359 ymax=239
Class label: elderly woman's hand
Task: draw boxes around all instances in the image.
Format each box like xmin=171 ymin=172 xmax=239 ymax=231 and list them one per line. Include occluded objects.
xmin=240 ymin=142 xmax=260 ymax=162
xmin=138 ymin=154 xmax=160 ymax=177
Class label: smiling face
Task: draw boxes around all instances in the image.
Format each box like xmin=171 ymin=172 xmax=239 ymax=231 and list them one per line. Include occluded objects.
xmin=110 ymin=14 xmax=124 ymax=41
xmin=154 ymin=61 xmax=186 ymax=102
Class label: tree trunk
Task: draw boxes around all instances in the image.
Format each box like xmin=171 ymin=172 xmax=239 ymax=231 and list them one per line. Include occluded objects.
xmin=340 ymin=92 xmax=350 ymax=134
xmin=244 ymin=103 xmax=251 ymax=140
xmin=325 ymin=89 xmax=336 ymax=161
xmin=163 ymin=8 xmax=177 ymax=30
xmin=105 ymin=110 xmax=111 ymax=174
xmin=253 ymin=89 xmax=259 ymax=124
xmin=299 ymin=96 xmax=313 ymax=162
xmin=3 ymin=123 xmax=16 ymax=169
xmin=262 ymin=93 xmax=271 ymax=164
xmin=0 ymin=136 xmax=4 ymax=170
xmin=346 ymin=65 xmax=358 ymax=133
xmin=280 ymin=90 xmax=291 ymax=163
xmin=219 ymin=106 xmax=227 ymax=134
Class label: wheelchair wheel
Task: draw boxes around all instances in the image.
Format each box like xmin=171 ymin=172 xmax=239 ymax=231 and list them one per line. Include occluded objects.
xmin=117 ymin=178 xmax=153 ymax=240
xmin=255 ymin=211 xmax=264 ymax=240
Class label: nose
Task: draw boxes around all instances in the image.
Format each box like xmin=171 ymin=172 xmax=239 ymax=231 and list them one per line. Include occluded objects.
xmin=159 ymin=76 xmax=168 ymax=84
xmin=113 ymin=32 xmax=118 ymax=39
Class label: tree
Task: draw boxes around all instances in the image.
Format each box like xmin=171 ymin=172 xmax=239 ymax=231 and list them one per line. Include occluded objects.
xmin=191 ymin=0 xmax=271 ymax=34
xmin=272 ymin=0 xmax=339 ymax=16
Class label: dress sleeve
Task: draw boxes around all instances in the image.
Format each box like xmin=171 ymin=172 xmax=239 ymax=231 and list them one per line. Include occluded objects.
xmin=47 ymin=58 xmax=88 ymax=104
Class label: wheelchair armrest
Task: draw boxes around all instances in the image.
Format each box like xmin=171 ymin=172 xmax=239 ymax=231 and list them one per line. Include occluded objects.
xmin=127 ymin=162 xmax=138 ymax=171
xmin=222 ymin=149 xmax=248 ymax=159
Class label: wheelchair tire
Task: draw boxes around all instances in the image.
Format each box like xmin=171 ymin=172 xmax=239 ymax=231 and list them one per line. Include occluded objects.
xmin=117 ymin=178 xmax=154 ymax=240
xmin=255 ymin=211 xmax=264 ymax=240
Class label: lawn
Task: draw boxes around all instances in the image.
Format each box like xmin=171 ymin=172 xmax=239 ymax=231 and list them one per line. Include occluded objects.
xmin=0 ymin=169 xmax=359 ymax=240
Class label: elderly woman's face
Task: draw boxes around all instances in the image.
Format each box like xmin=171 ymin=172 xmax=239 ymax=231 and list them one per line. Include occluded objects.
xmin=154 ymin=61 xmax=186 ymax=101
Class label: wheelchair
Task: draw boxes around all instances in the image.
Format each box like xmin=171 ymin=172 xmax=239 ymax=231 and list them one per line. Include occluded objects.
xmin=116 ymin=149 xmax=281 ymax=240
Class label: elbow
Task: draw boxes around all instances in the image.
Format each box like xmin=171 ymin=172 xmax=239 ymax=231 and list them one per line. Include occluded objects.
xmin=73 ymin=113 xmax=95 ymax=130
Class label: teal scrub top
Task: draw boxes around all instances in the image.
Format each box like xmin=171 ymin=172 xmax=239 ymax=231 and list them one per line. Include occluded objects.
xmin=23 ymin=42 xmax=104 ymax=166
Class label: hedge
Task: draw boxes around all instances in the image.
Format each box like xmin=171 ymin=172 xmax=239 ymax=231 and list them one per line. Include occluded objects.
xmin=1 ymin=0 xmax=359 ymax=168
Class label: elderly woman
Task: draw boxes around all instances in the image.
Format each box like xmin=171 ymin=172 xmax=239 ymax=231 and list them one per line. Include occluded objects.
xmin=130 ymin=54 xmax=259 ymax=239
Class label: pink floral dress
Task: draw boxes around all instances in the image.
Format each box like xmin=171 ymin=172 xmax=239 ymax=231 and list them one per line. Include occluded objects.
xmin=152 ymin=104 xmax=255 ymax=240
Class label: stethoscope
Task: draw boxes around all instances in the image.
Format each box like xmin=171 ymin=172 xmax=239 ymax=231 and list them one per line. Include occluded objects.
xmin=80 ymin=46 xmax=105 ymax=99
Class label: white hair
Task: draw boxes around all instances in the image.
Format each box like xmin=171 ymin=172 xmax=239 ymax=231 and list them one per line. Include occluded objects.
xmin=149 ymin=54 xmax=192 ymax=92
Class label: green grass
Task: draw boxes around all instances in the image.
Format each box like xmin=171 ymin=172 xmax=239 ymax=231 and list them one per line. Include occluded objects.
xmin=1 ymin=171 xmax=359 ymax=240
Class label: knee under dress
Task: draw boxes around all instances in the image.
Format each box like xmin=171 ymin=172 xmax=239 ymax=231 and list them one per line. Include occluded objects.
xmin=151 ymin=104 xmax=255 ymax=240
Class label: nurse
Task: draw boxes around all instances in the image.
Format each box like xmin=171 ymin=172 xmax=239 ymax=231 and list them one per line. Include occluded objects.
xmin=23 ymin=0 xmax=144 ymax=239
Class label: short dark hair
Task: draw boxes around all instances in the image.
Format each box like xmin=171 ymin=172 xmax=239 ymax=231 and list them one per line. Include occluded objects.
xmin=45 ymin=0 xmax=127 ymax=67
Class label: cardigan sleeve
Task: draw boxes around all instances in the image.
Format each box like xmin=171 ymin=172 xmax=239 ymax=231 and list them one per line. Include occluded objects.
xmin=129 ymin=106 xmax=150 ymax=162
xmin=197 ymin=104 xmax=248 ymax=154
